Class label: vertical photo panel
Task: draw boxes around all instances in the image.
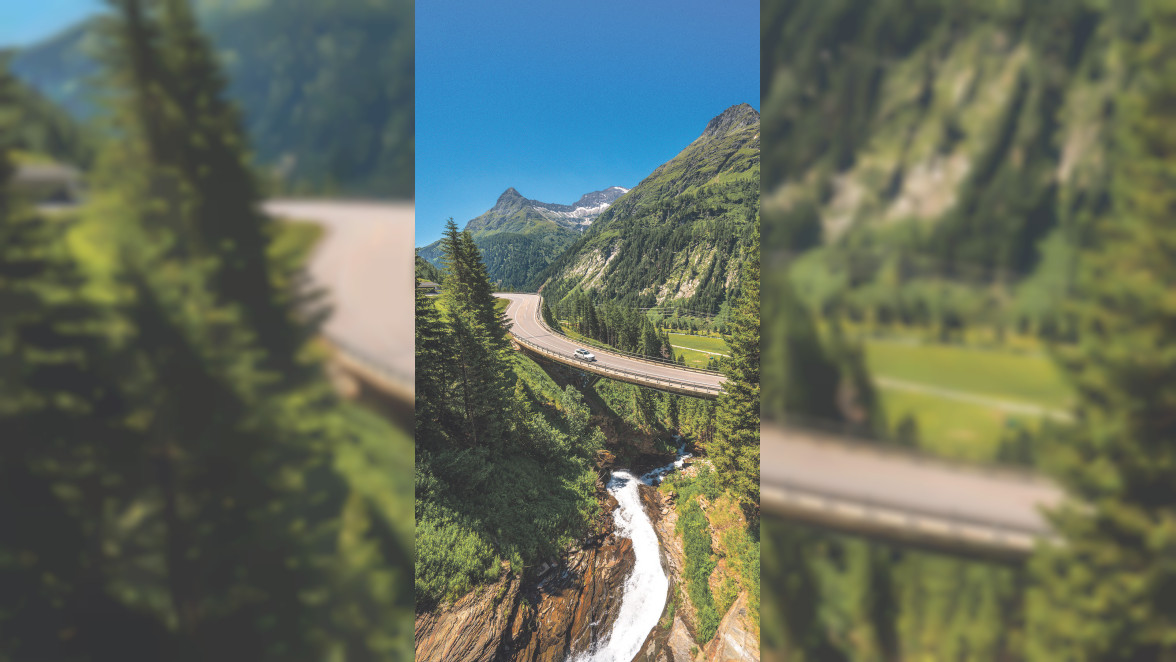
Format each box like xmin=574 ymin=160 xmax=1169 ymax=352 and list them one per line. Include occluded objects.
xmin=414 ymin=1 xmax=761 ymax=660
xmin=759 ymin=1 xmax=1176 ymax=661
xmin=0 ymin=0 xmax=415 ymax=659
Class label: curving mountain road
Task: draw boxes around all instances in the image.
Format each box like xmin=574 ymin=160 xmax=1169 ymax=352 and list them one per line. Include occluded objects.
xmin=496 ymin=293 xmax=726 ymax=398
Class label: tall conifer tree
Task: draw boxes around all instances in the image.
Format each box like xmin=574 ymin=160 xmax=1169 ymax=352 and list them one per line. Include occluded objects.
xmin=80 ymin=3 xmax=411 ymax=658
xmin=437 ymin=219 xmax=513 ymax=450
xmin=415 ymin=283 xmax=455 ymax=451
xmin=711 ymin=229 xmax=760 ymax=507
xmin=1027 ymin=3 xmax=1176 ymax=659
xmin=0 ymin=60 xmax=172 ymax=661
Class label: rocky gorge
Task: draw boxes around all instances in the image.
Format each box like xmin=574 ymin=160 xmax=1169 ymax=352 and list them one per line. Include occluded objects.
xmin=414 ymin=434 xmax=759 ymax=662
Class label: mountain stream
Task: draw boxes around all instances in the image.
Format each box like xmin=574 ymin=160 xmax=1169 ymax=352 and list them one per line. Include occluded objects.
xmin=568 ymin=440 xmax=692 ymax=662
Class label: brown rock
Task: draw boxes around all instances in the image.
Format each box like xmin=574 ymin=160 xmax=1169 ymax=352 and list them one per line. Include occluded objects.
xmin=667 ymin=615 xmax=698 ymax=662
xmin=415 ymin=529 xmax=637 ymax=662
xmin=702 ymin=591 xmax=759 ymax=662
xmin=414 ymin=572 xmax=521 ymax=662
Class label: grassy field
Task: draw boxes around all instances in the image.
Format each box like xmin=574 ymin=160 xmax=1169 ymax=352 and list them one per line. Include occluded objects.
xmin=671 ymin=347 xmax=720 ymax=369
xmin=862 ymin=339 xmax=1074 ymax=460
xmin=667 ymin=332 xmax=728 ymax=355
xmin=863 ymin=340 xmax=1073 ymax=410
xmin=666 ymin=333 xmax=727 ymax=370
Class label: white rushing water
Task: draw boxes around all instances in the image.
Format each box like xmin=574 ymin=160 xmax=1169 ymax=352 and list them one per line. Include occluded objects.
xmin=569 ymin=440 xmax=691 ymax=662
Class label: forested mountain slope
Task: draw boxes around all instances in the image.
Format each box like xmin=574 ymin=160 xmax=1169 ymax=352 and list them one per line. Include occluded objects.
xmin=9 ymin=0 xmax=413 ymax=197
xmin=537 ymin=103 xmax=760 ymax=314
xmin=416 ymin=185 xmax=626 ymax=290
xmin=761 ymin=0 xmax=1142 ymax=335
xmin=0 ymin=54 xmax=93 ymax=168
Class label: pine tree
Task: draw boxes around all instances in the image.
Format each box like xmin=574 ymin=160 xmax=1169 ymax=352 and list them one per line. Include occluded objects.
xmin=415 ymin=283 xmax=455 ymax=451
xmin=437 ymin=219 xmax=513 ymax=450
xmin=762 ymin=525 xmax=848 ymax=662
xmin=864 ymin=546 xmax=900 ymax=662
xmin=74 ymin=3 xmax=410 ymax=657
xmin=761 ymin=266 xmax=840 ymax=423
xmin=1027 ymin=4 xmax=1176 ymax=659
xmin=711 ymin=229 xmax=760 ymax=507
xmin=541 ymin=298 xmax=559 ymax=330
xmin=667 ymin=393 xmax=681 ymax=431
xmin=0 ymin=62 xmax=173 ymax=660
xmin=100 ymin=0 xmax=303 ymax=375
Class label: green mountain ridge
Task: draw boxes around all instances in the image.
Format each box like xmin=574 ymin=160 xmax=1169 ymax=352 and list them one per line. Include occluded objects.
xmin=537 ymin=102 xmax=760 ymax=314
xmin=9 ymin=0 xmax=413 ymax=198
xmin=416 ymin=185 xmax=627 ymax=290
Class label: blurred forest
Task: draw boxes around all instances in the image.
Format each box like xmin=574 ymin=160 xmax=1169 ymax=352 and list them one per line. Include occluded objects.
xmin=6 ymin=0 xmax=414 ymax=198
xmin=761 ymin=0 xmax=1176 ymax=660
xmin=0 ymin=1 xmax=412 ymax=660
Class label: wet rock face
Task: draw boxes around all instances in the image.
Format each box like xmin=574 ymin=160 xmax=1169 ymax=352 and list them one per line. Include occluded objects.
xmin=511 ymin=537 xmax=635 ymax=661
xmin=414 ymin=572 xmax=523 ymax=662
xmin=414 ymin=496 xmax=637 ymax=662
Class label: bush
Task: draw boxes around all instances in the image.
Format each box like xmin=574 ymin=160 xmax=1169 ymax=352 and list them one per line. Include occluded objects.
xmin=660 ymin=464 xmax=721 ymax=504
xmin=677 ymin=498 xmax=721 ymax=642
xmin=415 ymin=512 xmax=499 ymax=608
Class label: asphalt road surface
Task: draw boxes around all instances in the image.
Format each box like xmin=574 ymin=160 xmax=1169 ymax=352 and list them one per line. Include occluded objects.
xmin=263 ymin=199 xmax=414 ymax=389
xmin=496 ymin=292 xmax=726 ymax=393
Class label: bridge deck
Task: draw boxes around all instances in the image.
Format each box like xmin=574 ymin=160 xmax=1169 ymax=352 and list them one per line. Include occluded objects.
xmin=496 ymin=293 xmax=725 ymax=398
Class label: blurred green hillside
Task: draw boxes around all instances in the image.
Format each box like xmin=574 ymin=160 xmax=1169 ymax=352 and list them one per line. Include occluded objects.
xmin=8 ymin=0 xmax=413 ymax=198
xmin=759 ymin=2 xmax=1168 ymax=662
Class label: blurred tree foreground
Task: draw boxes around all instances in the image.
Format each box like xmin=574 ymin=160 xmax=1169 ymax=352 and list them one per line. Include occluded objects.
xmin=0 ymin=1 xmax=412 ymax=660
xmin=759 ymin=0 xmax=1176 ymax=660
xmin=1027 ymin=1 xmax=1176 ymax=658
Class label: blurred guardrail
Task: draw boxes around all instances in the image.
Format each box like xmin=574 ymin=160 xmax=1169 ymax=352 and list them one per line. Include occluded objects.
xmin=321 ymin=333 xmax=414 ymax=405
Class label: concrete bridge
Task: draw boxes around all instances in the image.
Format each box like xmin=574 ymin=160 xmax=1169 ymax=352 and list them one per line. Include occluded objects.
xmin=261 ymin=200 xmax=416 ymax=415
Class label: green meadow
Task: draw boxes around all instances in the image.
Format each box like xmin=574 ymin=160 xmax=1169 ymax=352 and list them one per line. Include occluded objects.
xmin=862 ymin=339 xmax=1074 ymax=460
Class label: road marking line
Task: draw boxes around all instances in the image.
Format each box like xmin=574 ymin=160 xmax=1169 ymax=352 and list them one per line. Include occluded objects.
xmin=873 ymin=376 xmax=1074 ymax=421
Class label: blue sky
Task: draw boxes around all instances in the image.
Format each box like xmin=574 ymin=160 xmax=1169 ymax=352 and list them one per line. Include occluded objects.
xmin=415 ymin=0 xmax=759 ymax=246
xmin=0 ymin=1 xmax=102 ymax=47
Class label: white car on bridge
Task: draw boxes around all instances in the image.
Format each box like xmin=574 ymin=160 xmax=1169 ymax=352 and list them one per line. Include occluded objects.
xmin=574 ymin=348 xmax=596 ymax=362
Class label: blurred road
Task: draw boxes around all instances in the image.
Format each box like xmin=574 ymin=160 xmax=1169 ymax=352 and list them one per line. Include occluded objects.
xmin=263 ymin=199 xmax=415 ymax=390
xmin=761 ymin=422 xmax=1066 ymax=557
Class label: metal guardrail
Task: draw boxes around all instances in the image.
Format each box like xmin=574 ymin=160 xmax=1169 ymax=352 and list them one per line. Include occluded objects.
xmin=511 ymin=333 xmax=723 ymax=398
xmin=762 ymin=470 xmax=1054 ymax=541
